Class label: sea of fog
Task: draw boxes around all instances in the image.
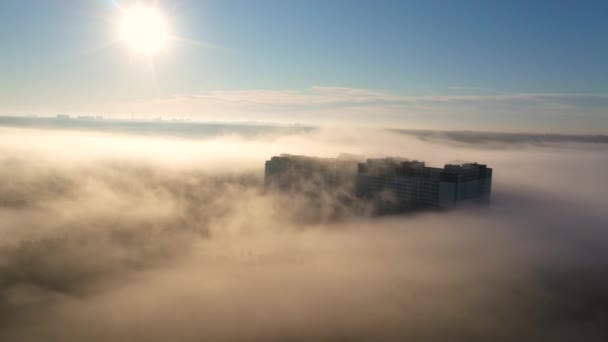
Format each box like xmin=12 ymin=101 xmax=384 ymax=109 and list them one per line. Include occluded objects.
xmin=1 ymin=123 xmax=607 ymax=341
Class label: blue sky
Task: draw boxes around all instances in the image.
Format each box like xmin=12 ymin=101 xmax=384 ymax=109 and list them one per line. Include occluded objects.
xmin=0 ymin=0 xmax=607 ymax=132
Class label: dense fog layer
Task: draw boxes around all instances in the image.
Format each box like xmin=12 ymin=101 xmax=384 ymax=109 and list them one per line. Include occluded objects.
xmin=1 ymin=126 xmax=607 ymax=341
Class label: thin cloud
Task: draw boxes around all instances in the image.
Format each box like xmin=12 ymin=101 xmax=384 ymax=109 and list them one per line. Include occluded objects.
xmin=67 ymin=87 xmax=608 ymax=133
xmin=175 ymin=87 xmax=608 ymax=109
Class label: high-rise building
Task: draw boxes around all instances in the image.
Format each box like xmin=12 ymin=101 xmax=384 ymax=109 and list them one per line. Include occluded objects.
xmin=264 ymin=154 xmax=359 ymax=192
xmin=356 ymin=159 xmax=492 ymax=210
xmin=264 ymin=154 xmax=492 ymax=212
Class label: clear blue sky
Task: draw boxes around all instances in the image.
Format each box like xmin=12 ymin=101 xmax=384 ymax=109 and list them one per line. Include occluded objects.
xmin=1 ymin=0 xmax=607 ymax=132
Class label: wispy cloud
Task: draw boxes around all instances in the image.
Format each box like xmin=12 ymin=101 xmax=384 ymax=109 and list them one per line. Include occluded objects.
xmin=175 ymin=86 xmax=403 ymax=107
xmin=82 ymin=86 xmax=608 ymax=133
xmin=173 ymin=87 xmax=608 ymax=110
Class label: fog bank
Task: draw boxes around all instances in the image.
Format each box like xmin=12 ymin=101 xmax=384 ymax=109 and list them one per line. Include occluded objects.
xmin=1 ymin=127 xmax=607 ymax=341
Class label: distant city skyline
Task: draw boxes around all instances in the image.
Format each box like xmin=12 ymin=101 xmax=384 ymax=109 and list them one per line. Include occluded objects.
xmin=1 ymin=0 xmax=607 ymax=133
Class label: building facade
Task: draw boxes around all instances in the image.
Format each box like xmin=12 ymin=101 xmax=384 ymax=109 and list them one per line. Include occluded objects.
xmin=265 ymin=154 xmax=492 ymax=212
xmin=264 ymin=154 xmax=359 ymax=192
xmin=356 ymin=159 xmax=492 ymax=210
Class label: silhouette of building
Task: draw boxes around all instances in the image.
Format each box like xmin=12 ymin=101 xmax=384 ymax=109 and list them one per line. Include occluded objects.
xmin=265 ymin=154 xmax=360 ymax=192
xmin=356 ymin=159 xmax=492 ymax=210
xmin=264 ymin=154 xmax=492 ymax=213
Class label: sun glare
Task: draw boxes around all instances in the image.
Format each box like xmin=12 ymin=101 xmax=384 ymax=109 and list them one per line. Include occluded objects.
xmin=119 ymin=6 xmax=170 ymax=56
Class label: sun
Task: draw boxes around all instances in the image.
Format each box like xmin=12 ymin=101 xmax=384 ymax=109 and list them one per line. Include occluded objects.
xmin=119 ymin=5 xmax=170 ymax=56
